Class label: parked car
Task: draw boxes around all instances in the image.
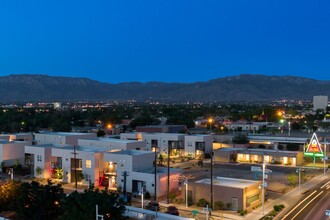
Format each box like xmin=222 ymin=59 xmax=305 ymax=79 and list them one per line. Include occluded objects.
xmin=146 ymin=201 xmax=160 ymax=211
xmin=165 ymin=206 xmax=179 ymax=216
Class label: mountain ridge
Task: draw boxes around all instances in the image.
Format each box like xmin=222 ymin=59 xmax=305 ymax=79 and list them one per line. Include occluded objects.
xmin=0 ymin=74 xmax=329 ymax=102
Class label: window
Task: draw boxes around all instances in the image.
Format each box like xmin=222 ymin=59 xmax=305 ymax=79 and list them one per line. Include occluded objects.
xmin=246 ymin=194 xmax=259 ymax=207
xmin=85 ymin=174 xmax=91 ymax=182
xmin=86 ymin=160 xmax=92 ymax=168
xmin=37 ymin=155 xmax=42 ymax=162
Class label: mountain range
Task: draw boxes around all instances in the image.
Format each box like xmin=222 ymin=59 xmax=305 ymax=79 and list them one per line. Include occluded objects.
xmin=0 ymin=74 xmax=329 ymax=103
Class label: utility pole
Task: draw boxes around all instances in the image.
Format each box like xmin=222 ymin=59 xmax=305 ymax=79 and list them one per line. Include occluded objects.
xmin=72 ymin=145 xmax=78 ymax=189
xmin=122 ymin=171 xmax=129 ymax=195
xmin=210 ymin=151 xmax=214 ymax=211
xmin=154 ymin=146 xmax=157 ymax=201
xmin=167 ymin=143 xmax=171 ymax=204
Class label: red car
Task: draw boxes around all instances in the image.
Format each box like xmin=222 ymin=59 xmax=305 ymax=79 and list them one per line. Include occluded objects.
xmin=165 ymin=206 xmax=179 ymax=216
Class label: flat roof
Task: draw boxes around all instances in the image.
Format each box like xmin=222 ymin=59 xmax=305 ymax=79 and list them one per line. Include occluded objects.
xmin=80 ymin=138 xmax=141 ymax=143
xmin=35 ymin=132 xmax=94 ymax=136
xmin=107 ymin=149 xmax=152 ymax=156
xmin=195 ymin=177 xmax=259 ymax=189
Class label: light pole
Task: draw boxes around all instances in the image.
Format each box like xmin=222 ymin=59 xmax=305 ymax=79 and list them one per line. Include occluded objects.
xmin=8 ymin=168 xmax=13 ymax=180
xmin=210 ymin=151 xmax=214 ymax=211
xmin=288 ymin=120 xmax=291 ymax=136
xmin=139 ymin=188 xmax=144 ymax=209
xmin=208 ymin=118 xmax=213 ymax=134
xmin=154 ymin=146 xmax=158 ymax=201
xmin=173 ymin=174 xmax=195 ymax=208
xmin=184 ymin=179 xmax=188 ymax=208
xmin=296 ymin=167 xmax=301 ymax=194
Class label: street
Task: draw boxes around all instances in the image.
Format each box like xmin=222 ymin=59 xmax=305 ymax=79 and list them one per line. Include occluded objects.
xmin=281 ymin=179 xmax=330 ymax=220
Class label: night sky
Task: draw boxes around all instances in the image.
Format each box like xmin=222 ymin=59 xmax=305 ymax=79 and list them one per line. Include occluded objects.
xmin=1 ymin=1 xmax=329 ymax=83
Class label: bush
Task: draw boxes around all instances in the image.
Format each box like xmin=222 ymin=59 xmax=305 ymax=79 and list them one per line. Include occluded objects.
xmin=197 ymin=198 xmax=209 ymax=207
xmin=226 ymin=202 xmax=232 ymax=210
xmin=274 ymin=205 xmax=281 ymax=212
xmin=214 ymin=201 xmax=224 ymax=210
xmin=144 ymin=191 xmax=151 ymax=199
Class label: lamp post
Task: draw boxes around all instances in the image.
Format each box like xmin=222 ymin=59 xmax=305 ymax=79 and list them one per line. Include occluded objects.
xmin=296 ymin=167 xmax=301 ymax=194
xmin=173 ymin=174 xmax=195 ymax=208
xmin=8 ymin=168 xmax=13 ymax=180
xmin=208 ymin=118 xmax=213 ymax=134
xmin=288 ymin=120 xmax=291 ymax=136
xmin=139 ymin=188 xmax=144 ymax=209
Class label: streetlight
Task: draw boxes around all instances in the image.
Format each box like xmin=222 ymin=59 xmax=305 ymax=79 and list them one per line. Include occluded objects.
xmin=210 ymin=151 xmax=214 ymax=211
xmin=8 ymin=168 xmax=13 ymax=180
xmin=208 ymin=118 xmax=213 ymax=134
xmin=296 ymin=167 xmax=301 ymax=194
xmin=173 ymin=174 xmax=195 ymax=208
xmin=139 ymin=188 xmax=144 ymax=209
xmin=288 ymin=120 xmax=291 ymax=136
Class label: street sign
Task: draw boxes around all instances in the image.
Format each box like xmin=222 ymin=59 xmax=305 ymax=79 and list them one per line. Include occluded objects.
xmin=325 ymin=209 xmax=330 ymax=216
xmin=251 ymin=166 xmax=261 ymax=172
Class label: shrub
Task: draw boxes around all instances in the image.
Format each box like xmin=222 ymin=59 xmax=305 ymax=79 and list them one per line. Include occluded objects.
xmin=144 ymin=191 xmax=151 ymax=199
xmin=226 ymin=203 xmax=232 ymax=210
xmin=197 ymin=198 xmax=209 ymax=207
xmin=169 ymin=193 xmax=176 ymax=203
xmin=214 ymin=201 xmax=224 ymax=210
xmin=274 ymin=205 xmax=281 ymax=212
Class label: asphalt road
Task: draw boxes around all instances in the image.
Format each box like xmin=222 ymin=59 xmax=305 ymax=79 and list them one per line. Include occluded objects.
xmin=281 ymin=178 xmax=330 ymax=220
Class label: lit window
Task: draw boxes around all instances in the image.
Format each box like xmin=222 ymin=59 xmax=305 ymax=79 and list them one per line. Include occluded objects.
xmin=86 ymin=160 xmax=92 ymax=168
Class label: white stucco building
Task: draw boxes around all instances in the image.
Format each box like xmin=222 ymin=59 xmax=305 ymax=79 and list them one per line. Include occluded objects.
xmin=34 ymin=132 xmax=97 ymax=145
xmin=0 ymin=140 xmax=30 ymax=166
xmin=78 ymin=138 xmax=145 ymax=151
xmin=313 ymin=95 xmax=328 ymax=111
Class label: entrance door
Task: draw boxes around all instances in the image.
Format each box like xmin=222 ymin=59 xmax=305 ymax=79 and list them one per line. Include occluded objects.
xmin=232 ymin=197 xmax=238 ymax=211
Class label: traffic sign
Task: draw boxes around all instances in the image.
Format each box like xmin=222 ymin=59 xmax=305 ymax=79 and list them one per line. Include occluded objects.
xmin=325 ymin=209 xmax=330 ymax=216
xmin=251 ymin=166 xmax=261 ymax=172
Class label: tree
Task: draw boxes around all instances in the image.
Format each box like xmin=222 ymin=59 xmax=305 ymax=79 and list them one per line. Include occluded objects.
xmin=232 ymin=133 xmax=249 ymax=144
xmin=97 ymin=129 xmax=106 ymax=137
xmin=15 ymin=180 xmax=65 ymax=220
xmin=60 ymin=188 xmax=125 ymax=220
xmin=286 ymin=143 xmax=300 ymax=151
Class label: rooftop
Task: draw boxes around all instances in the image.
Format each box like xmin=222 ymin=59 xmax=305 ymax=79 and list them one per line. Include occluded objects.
xmin=195 ymin=177 xmax=260 ymax=189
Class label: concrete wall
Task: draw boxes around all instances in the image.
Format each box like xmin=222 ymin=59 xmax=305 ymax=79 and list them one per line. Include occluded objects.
xmin=1 ymin=142 xmax=28 ymax=166
xmin=78 ymin=138 xmax=145 ymax=151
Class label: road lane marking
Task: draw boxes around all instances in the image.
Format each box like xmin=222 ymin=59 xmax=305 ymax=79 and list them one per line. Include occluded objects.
xmin=281 ymin=190 xmax=317 ymax=220
xmin=291 ymin=191 xmax=324 ymax=220
xmin=320 ymin=180 xmax=330 ymax=189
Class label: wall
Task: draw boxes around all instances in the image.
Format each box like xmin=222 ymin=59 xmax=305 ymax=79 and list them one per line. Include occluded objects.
xmin=1 ymin=142 xmax=28 ymax=166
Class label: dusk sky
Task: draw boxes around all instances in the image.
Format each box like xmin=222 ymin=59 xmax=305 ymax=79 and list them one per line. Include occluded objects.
xmin=1 ymin=1 xmax=329 ymax=83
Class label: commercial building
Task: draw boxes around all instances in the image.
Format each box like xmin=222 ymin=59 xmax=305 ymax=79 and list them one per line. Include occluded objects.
xmin=189 ymin=177 xmax=262 ymax=211
xmin=313 ymin=95 xmax=328 ymax=111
